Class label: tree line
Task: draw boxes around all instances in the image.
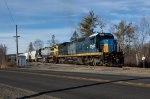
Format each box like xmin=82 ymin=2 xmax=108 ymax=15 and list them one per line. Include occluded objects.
xmin=70 ymin=11 xmax=150 ymax=67
xmin=27 ymin=10 xmax=150 ymax=67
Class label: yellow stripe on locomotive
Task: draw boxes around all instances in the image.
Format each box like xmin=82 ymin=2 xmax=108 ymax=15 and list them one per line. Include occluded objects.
xmin=103 ymin=40 xmax=109 ymax=53
xmin=103 ymin=44 xmax=109 ymax=53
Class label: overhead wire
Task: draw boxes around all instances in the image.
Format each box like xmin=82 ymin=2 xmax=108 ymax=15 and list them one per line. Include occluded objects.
xmin=62 ymin=0 xmax=75 ymax=29
xmin=3 ymin=0 xmax=16 ymax=25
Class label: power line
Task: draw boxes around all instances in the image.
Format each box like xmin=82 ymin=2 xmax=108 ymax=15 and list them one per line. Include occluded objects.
xmin=3 ymin=0 xmax=19 ymax=67
xmin=3 ymin=0 xmax=16 ymax=25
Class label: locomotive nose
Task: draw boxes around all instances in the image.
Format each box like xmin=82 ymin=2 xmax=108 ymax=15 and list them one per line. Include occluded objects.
xmin=103 ymin=40 xmax=109 ymax=53
xmin=103 ymin=39 xmax=116 ymax=53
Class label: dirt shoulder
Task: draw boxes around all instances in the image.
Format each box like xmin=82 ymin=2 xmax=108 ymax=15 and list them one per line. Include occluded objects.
xmin=23 ymin=63 xmax=150 ymax=77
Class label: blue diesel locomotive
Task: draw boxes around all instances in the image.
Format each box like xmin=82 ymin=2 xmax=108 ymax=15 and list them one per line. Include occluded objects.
xmin=57 ymin=33 xmax=124 ymax=66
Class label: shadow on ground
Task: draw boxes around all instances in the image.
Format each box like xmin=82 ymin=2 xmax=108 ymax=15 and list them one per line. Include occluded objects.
xmin=16 ymin=77 xmax=150 ymax=99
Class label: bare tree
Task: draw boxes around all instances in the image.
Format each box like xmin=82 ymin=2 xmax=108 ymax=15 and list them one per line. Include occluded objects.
xmin=98 ymin=17 xmax=106 ymax=33
xmin=109 ymin=23 xmax=115 ymax=33
xmin=33 ymin=39 xmax=44 ymax=50
xmin=134 ymin=18 xmax=150 ymax=66
xmin=137 ymin=18 xmax=150 ymax=49
xmin=113 ymin=21 xmax=135 ymax=52
xmin=0 ymin=44 xmax=7 ymax=68
xmin=112 ymin=21 xmax=136 ymax=66
xmin=47 ymin=34 xmax=59 ymax=47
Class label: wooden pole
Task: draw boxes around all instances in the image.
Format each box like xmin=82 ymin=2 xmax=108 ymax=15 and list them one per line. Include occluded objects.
xmin=14 ymin=25 xmax=20 ymax=67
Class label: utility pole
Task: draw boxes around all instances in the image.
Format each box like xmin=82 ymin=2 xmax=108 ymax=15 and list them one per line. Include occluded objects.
xmin=13 ymin=25 xmax=20 ymax=67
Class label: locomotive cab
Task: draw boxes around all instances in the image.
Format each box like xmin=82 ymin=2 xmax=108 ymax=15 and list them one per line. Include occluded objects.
xmin=95 ymin=33 xmax=114 ymax=52
xmin=95 ymin=33 xmax=124 ymax=66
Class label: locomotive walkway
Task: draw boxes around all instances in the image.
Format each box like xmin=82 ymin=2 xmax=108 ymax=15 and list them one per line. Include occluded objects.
xmin=0 ymin=63 xmax=150 ymax=99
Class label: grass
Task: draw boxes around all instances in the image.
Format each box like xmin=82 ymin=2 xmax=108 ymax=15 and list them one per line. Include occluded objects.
xmin=0 ymin=61 xmax=17 ymax=69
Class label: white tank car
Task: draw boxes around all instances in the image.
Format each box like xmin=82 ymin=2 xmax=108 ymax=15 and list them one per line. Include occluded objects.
xmin=24 ymin=51 xmax=37 ymax=61
xmin=40 ymin=47 xmax=52 ymax=62
xmin=30 ymin=51 xmax=36 ymax=61
xmin=41 ymin=47 xmax=51 ymax=56
xmin=24 ymin=52 xmax=29 ymax=60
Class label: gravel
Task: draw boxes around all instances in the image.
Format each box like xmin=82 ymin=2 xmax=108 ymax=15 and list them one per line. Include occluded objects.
xmin=24 ymin=62 xmax=150 ymax=77
xmin=0 ymin=83 xmax=59 ymax=99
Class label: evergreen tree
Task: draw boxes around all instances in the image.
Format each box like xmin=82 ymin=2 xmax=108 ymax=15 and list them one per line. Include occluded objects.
xmin=28 ymin=42 xmax=34 ymax=52
xmin=70 ymin=31 xmax=79 ymax=42
xmin=47 ymin=34 xmax=59 ymax=47
xmin=79 ymin=11 xmax=98 ymax=37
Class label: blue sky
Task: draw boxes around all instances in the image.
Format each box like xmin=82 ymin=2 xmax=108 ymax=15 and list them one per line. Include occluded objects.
xmin=0 ymin=0 xmax=150 ymax=54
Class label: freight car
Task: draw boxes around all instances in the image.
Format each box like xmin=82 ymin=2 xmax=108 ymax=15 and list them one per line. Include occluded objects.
xmin=35 ymin=45 xmax=58 ymax=63
xmin=24 ymin=47 xmax=52 ymax=62
xmin=24 ymin=51 xmax=37 ymax=62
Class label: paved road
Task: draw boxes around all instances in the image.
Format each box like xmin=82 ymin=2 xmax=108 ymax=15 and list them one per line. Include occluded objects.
xmin=0 ymin=69 xmax=150 ymax=99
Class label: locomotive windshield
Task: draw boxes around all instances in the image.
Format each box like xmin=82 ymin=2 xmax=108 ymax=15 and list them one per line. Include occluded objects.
xmin=98 ymin=33 xmax=114 ymax=39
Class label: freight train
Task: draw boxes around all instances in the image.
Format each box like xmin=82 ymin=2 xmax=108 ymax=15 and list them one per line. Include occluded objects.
xmin=25 ymin=33 xmax=124 ymax=66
